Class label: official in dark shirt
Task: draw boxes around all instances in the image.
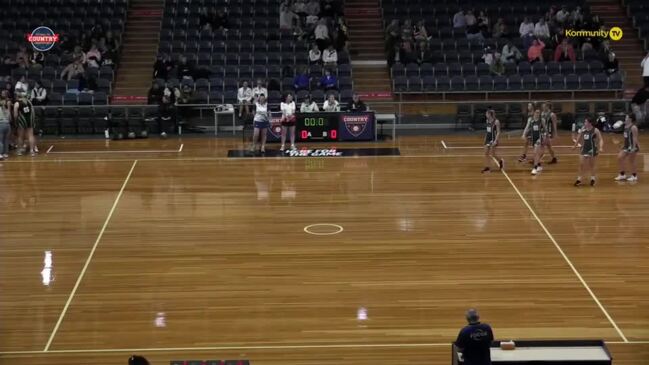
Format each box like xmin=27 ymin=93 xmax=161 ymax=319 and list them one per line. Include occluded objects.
xmin=347 ymin=93 xmax=367 ymax=112
xmin=455 ymin=309 xmax=494 ymax=365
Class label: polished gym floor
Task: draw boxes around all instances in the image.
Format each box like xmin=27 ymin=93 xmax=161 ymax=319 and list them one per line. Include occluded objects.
xmin=1 ymin=134 xmax=648 ymax=364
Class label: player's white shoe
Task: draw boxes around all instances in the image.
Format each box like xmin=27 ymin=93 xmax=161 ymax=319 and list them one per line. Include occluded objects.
xmin=615 ymin=174 xmax=627 ymax=181
xmin=627 ymin=175 xmax=638 ymax=182
xmin=531 ymin=168 xmax=538 ymax=175
xmin=280 ymin=144 xmax=285 ymax=151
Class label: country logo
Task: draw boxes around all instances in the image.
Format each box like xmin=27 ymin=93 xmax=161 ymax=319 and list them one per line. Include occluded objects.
xmin=342 ymin=114 xmax=370 ymax=137
xmin=27 ymin=26 xmax=59 ymax=52
xmin=268 ymin=116 xmax=282 ymax=140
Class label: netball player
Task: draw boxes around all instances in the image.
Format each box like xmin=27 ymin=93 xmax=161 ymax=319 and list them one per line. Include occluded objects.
xmin=13 ymin=90 xmax=36 ymax=156
xmin=280 ymin=93 xmax=297 ymax=151
xmin=541 ymin=101 xmax=558 ymax=164
xmin=522 ymin=108 xmax=546 ymax=175
xmin=573 ymin=117 xmax=604 ymax=186
xmin=250 ymin=94 xmax=269 ymax=154
xmin=481 ymin=109 xmax=504 ymax=173
xmin=615 ymin=114 xmax=640 ymax=182
xmin=518 ymin=102 xmax=535 ymax=163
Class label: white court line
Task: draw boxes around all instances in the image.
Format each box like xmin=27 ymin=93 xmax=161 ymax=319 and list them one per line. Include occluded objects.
xmin=178 ymin=143 xmax=184 ymax=152
xmin=1 ymin=340 xmax=647 ymax=355
xmin=494 ymin=157 xmax=629 ymax=343
xmin=441 ymin=140 xmax=448 ymax=149
xmin=447 ymin=144 xmax=574 ymax=149
xmin=48 ymin=149 xmax=181 ymax=154
xmin=43 ymin=160 xmax=139 ymax=352
xmin=45 ymin=145 xmax=54 ymax=154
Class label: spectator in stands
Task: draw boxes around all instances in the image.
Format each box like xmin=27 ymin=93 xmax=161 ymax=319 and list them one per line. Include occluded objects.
xmin=30 ymin=51 xmax=45 ymax=68
xmin=581 ymin=37 xmax=594 ymax=53
xmin=314 ymin=19 xmax=330 ymax=50
xmin=400 ymin=40 xmax=418 ymax=64
xmin=492 ymin=18 xmax=507 ymax=38
xmin=534 ymin=18 xmax=550 ymax=41
xmin=501 ymin=40 xmax=522 ymax=64
xmin=59 ymin=34 xmax=75 ymax=54
xmin=306 ymin=0 xmax=320 ymax=16
xmin=401 ymin=20 xmax=414 ymax=42
xmin=387 ymin=44 xmax=401 ymax=67
xmin=105 ymin=31 xmax=120 ymax=55
xmin=521 ymin=31 xmax=536 ymax=52
xmin=466 ymin=22 xmax=484 ymax=41
xmin=252 ymin=79 xmax=268 ymax=102
xmin=642 ymin=51 xmax=649 ymax=87
xmin=237 ymin=81 xmax=253 ymax=118
xmin=294 ymin=68 xmax=310 ymax=91
xmin=147 ymin=83 xmax=162 ymax=105
xmin=14 ymin=75 xmax=28 ymax=94
xmin=414 ymin=20 xmax=430 ymax=43
xmin=453 ymin=9 xmax=466 ymax=28
xmin=280 ymin=1 xmax=299 ymax=31
xmin=549 ymin=27 xmax=564 ymax=50
xmin=323 ymin=45 xmax=338 ymax=67
xmin=30 ymin=81 xmax=47 ymax=105
xmin=153 ymin=54 xmax=173 ymax=80
xmin=555 ymin=6 xmax=570 ymax=25
xmin=309 ymin=43 xmax=322 ymax=64
xmin=465 ymin=10 xmax=477 ymax=27
xmin=519 ymin=17 xmax=534 ymax=38
xmin=300 ymin=94 xmax=319 ymax=112
xmin=570 ymin=6 xmax=584 ymax=27
xmin=322 ymin=93 xmax=340 ymax=112
xmin=86 ymin=45 xmax=102 ymax=68
xmin=417 ymin=41 xmax=433 ymax=64
xmin=320 ymin=69 xmax=337 ymax=90
xmin=527 ymin=39 xmax=546 ymax=63
xmin=347 ymin=93 xmax=367 ymax=112
xmin=72 ymin=46 xmax=86 ymax=65
xmin=631 ymin=85 xmax=649 ymax=124
xmin=477 ymin=11 xmax=490 ymax=36
xmin=604 ymin=52 xmax=619 ymax=76
xmin=322 ymin=0 xmax=343 ymax=17
xmin=481 ymin=47 xmax=497 ymax=67
xmin=491 ymin=57 xmax=505 ymax=76
xmin=178 ymin=56 xmax=194 ymax=80
xmin=385 ymin=19 xmax=401 ymax=51
xmin=455 ymin=309 xmax=494 ymax=365
xmin=335 ymin=17 xmax=349 ymax=50
xmin=293 ymin=0 xmax=308 ymax=18
xmin=16 ymin=45 xmax=30 ymax=69
xmin=554 ymin=38 xmax=576 ymax=62
xmin=61 ymin=59 xmax=85 ymax=81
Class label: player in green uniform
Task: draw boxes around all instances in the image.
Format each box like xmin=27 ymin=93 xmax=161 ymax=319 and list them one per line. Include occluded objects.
xmin=13 ymin=90 xmax=36 ymax=156
xmin=541 ymin=101 xmax=558 ymax=164
xmin=481 ymin=109 xmax=504 ymax=173
xmin=518 ymin=102 xmax=535 ymax=163
xmin=615 ymin=114 xmax=640 ymax=182
xmin=573 ymin=117 xmax=604 ymax=186
xmin=522 ymin=108 xmax=546 ymax=175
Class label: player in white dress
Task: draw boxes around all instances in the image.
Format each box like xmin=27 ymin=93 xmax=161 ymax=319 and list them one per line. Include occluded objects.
xmin=280 ymin=93 xmax=297 ymax=151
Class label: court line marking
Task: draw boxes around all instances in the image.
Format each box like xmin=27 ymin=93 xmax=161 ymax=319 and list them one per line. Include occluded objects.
xmin=441 ymin=140 xmax=448 ymax=149
xmin=178 ymin=143 xmax=184 ymax=152
xmin=2 ymin=340 xmax=648 ymax=355
xmin=47 ymin=148 xmax=181 ymax=154
xmin=494 ymin=157 xmax=629 ymax=343
xmin=448 ymin=143 xmax=574 ymax=149
xmin=43 ymin=160 xmax=139 ymax=352
xmin=304 ymin=223 xmax=344 ymax=235
xmin=45 ymin=145 xmax=54 ymax=154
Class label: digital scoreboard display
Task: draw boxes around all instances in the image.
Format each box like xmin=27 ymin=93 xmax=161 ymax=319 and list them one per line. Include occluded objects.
xmin=268 ymin=112 xmax=375 ymax=142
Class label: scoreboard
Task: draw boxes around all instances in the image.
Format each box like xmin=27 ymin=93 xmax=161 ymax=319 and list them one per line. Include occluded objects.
xmin=267 ymin=112 xmax=375 ymax=142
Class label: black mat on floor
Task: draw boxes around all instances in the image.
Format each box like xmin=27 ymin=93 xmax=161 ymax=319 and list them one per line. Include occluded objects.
xmin=228 ymin=147 xmax=401 ymax=158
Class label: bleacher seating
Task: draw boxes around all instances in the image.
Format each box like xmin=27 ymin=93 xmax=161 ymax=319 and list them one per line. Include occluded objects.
xmin=628 ymin=0 xmax=649 ymax=50
xmin=0 ymin=0 xmax=127 ymax=105
xmin=382 ymin=0 xmax=624 ymax=95
xmin=156 ymin=0 xmax=354 ymax=105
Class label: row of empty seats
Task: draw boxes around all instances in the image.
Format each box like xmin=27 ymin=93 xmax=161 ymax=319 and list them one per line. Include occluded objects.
xmin=392 ymin=60 xmax=609 ymax=77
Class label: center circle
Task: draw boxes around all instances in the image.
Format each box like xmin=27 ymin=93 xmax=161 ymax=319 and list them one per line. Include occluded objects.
xmin=304 ymin=223 xmax=344 ymax=236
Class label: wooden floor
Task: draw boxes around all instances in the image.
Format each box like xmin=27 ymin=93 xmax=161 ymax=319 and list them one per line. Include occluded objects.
xmin=1 ymin=134 xmax=649 ymax=365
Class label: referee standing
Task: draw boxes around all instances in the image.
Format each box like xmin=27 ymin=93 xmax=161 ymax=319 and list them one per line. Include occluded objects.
xmin=455 ymin=309 xmax=494 ymax=365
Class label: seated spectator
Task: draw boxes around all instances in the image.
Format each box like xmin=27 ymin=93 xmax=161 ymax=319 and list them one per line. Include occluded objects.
xmin=306 ymin=13 xmax=320 ymax=31
xmin=385 ymin=19 xmax=400 ymax=51
xmin=492 ymin=18 xmax=507 ymax=38
xmin=237 ymin=81 xmax=253 ymax=118
xmin=30 ymin=80 xmax=47 ymax=105
xmin=400 ymin=40 xmax=418 ymax=64
xmin=490 ymin=56 xmax=505 ymax=76
xmin=293 ymin=0 xmax=308 ymax=18
xmin=534 ymin=18 xmax=550 ymax=40
xmin=599 ymin=40 xmax=613 ymax=60
xmin=153 ymin=54 xmax=173 ymax=80
xmin=178 ymin=56 xmax=194 ymax=80
xmin=314 ymin=19 xmax=330 ymax=50
xmin=102 ymin=50 xmax=116 ymax=68
xmin=335 ymin=17 xmax=349 ymax=50
xmin=147 ymin=83 xmax=162 ymax=105
xmin=280 ymin=1 xmax=298 ymax=30
xmin=466 ymin=23 xmax=484 ymax=41
xmin=401 ymin=20 xmax=413 ymax=42
xmin=347 ymin=93 xmax=367 ymax=112
xmin=252 ymin=79 xmax=268 ymax=102
xmin=481 ymin=47 xmax=497 ymax=66
xmin=581 ymin=38 xmax=594 ymax=53
xmin=294 ymin=69 xmax=310 ymax=90
xmin=306 ymin=0 xmax=320 ymax=16
xmin=322 ymin=94 xmax=340 ymax=112
xmin=522 ymin=32 xmax=536 ymax=51
xmin=300 ymin=95 xmax=320 ymax=112
xmin=554 ymin=38 xmax=576 ymax=62
xmin=60 ymin=60 xmax=85 ymax=81
xmin=72 ymin=46 xmax=86 ymax=64
xmin=417 ymin=41 xmax=433 ymax=64
xmin=30 ymin=51 xmax=45 ymax=68
xmin=453 ymin=9 xmax=466 ymax=29
xmin=501 ymin=40 xmax=523 ymax=63
xmin=465 ymin=10 xmax=477 ymax=27
xmin=527 ymin=39 xmax=546 ymax=63
xmin=14 ymin=75 xmax=28 ymax=94
xmin=86 ymin=45 xmax=102 ymax=68
xmin=414 ymin=20 xmax=430 ymax=43
xmin=105 ymin=31 xmax=120 ymax=54
xmin=519 ymin=17 xmax=534 ymax=38
xmin=604 ymin=52 xmax=619 ymax=76
xmin=320 ymin=69 xmax=337 ymax=90
xmin=322 ymin=45 xmax=338 ymax=67
xmin=175 ymin=84 xmax=192 ymax=105
xmin=309 ymin=43 xmax=322 ymax=64
xmin=549 ymin=28 xmax=564 ymax=50
xmin=477 ymin=11 xmax=490 ymax=36
xmin=555 ymin=6 xmax=569 ymax=25
xmin=16 ymin=45 xmax=30 ymax=68
xmin=570 ymin=6 xmax=584 ymax=27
